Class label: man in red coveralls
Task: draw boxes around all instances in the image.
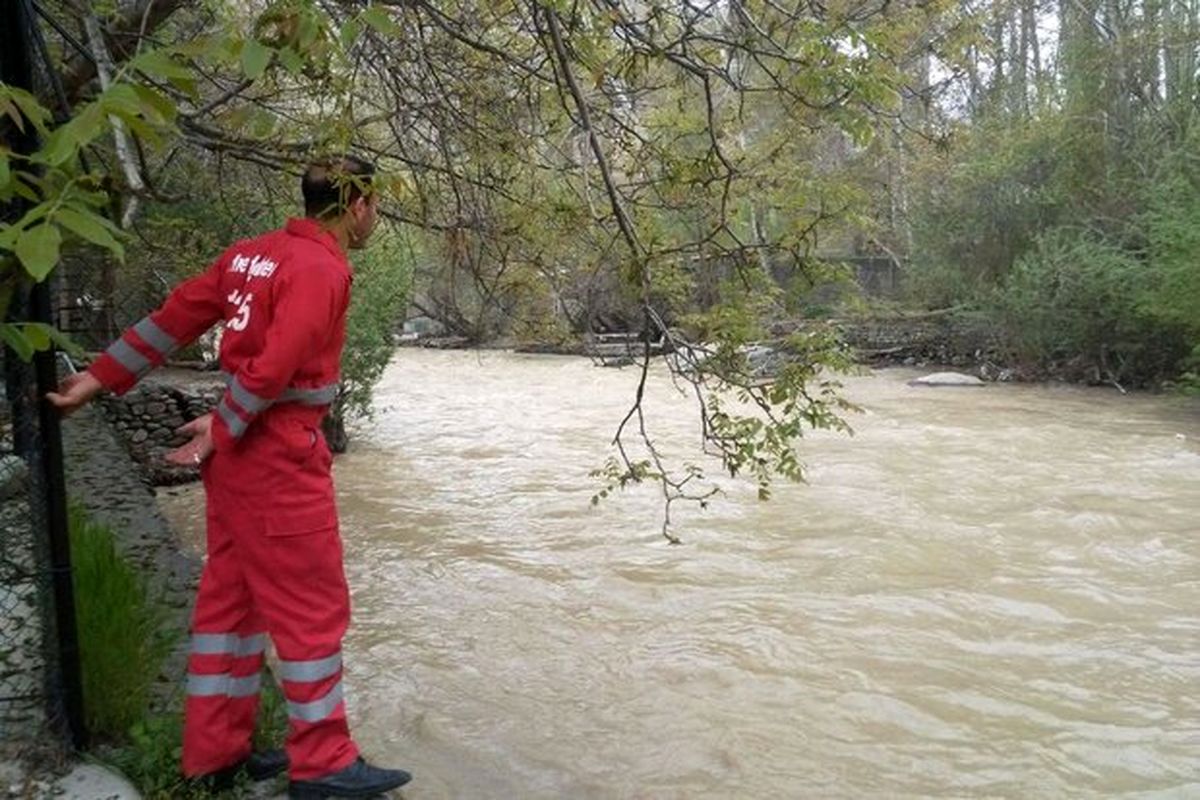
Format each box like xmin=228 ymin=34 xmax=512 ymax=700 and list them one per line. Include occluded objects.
xmin=48 ymin=156 xmax=412 ymax=799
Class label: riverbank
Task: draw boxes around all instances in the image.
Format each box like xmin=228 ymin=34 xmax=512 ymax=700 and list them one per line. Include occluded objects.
xmin=0 ymin=403 xmax=201 ymax=798
xmin=401 ymin=309 xmax=1142 ymax=389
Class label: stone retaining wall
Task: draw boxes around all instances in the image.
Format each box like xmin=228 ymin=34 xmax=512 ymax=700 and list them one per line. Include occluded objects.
xmin=831 ymin=314 xmax=1007 ymax=369
xmin=62 ymin=404 xmax=202 ymax=713
xmin=97 ymin=372 xmax=224 ymax=486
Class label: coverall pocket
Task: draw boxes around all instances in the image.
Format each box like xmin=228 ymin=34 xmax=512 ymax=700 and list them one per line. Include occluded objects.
xmin=279 ymin=420 xmax=319 ymax=465
xmin=263 ymin=505 xmax=338 ymax=538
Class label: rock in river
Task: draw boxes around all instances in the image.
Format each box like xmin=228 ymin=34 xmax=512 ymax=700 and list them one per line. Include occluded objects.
xmin=908 ymin=371 xmax=985 ymax=387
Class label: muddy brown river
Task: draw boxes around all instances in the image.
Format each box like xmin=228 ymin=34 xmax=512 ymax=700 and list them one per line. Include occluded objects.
xmin=160 ymin=349 xmax=1200 ymax=799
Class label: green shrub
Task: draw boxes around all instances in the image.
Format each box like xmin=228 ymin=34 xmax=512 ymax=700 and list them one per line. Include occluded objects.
xmin=324 ymin=226 xmax=415 ymax=450
xmin=339 ymin=227 xmax=415 ymax=421
xmin=1137 ymin=169 xmax=1200 ymax=341
xmin=906 ymin=116 xmax=1068 ymax=308
xmin=69 ymin=503 xmax=177 ymax=741
xmin=104 ymin=712 xmax=194 ymax=799
xmin=992 ymin=227 xmax=1190 ymax=384
xmin=100 ymin=678 xmax=288 ymax=798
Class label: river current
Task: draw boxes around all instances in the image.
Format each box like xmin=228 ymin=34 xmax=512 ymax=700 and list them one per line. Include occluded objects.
xmin=161 ymin=349 xmax=1200 ymax=799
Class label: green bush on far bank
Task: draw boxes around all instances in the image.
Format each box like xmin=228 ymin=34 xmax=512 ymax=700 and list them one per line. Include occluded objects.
xmin=905 ymin=114 xmax=1200 ymax=388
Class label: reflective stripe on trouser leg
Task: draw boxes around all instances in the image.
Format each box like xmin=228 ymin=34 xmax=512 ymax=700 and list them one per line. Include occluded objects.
xmin=276 ymin=648 xmax=352 ymax=779
xmin=242 ymin=513 xmax=358 ymax=780
xmin=182 ymin=515 xmax=266 ymax=778
xmin=184 ymin=629 xmax=267 ymax=776
xmin=279 ymin=651 xmax=344 ymax=724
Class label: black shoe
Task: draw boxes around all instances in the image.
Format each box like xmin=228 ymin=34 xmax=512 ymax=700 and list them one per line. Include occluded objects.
xmin=190 ymin=749 xmax=289 ymax=792
xmin=245 ymin=748 xmax=290 ymax=781
xmin=288 ymin=757 xmax=412 ymax=798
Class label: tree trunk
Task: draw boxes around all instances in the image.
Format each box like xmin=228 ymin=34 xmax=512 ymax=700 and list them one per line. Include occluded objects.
xmin=1017 ymin=0 xmax=1031 ymax=115
xmin=1027 ymin=0 xmax=1042 ymax=104
xmin=322 ymin=411 xmax=348 ymax=455
xmin=991 ymin=10 xmax=1006 ymax=112
xmin=1143 ymin=0 xmax=1163 ymax=108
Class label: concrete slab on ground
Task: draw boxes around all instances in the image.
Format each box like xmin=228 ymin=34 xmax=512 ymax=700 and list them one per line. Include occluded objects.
xmin=54 ymin=763 xmax=141 ymax=799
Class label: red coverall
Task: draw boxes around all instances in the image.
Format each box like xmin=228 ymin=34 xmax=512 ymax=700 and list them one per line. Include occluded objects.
xmin=88 ymin=217 xmax=359 ymax=780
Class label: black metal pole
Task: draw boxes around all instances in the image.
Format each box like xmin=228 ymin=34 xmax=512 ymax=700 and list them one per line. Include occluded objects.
xmin=2 ymin=0 xmax=87 ymax=750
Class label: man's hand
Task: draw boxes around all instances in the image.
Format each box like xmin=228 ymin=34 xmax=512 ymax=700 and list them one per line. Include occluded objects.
xmin=45 ymin=371 xmax=103 ymax=416
xmin=165 ymin=413 xmax=215 ymax=467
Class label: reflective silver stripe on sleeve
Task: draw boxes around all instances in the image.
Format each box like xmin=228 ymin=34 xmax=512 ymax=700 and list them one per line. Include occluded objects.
xmin=187 ymin=672 xmax=262 ymax=698
xmin=279 ymin=382 xmax=339 ymax=405
xmin=277 ymin=652 xmax=341 ymax=683
xmin=219 ymin=372 xmax=339 ymax=407
xmin=132 ymin=317 xmax=178 ymax=357
xmin=287 ymin=679 xmax=344 ymax=723
xmin=191 ymin=632 xmax=267 ymax=656
xmin=230 ymin=375 xmax=272 ymax=414
xmin=216 ymin=397 xmax=248 ymax=439
xmin=106 ymin=339 xmax=152 ymax=376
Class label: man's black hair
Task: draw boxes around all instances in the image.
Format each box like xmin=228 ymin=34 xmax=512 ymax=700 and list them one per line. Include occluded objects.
xmin=302 ymin=155 xmax=377 ymax=219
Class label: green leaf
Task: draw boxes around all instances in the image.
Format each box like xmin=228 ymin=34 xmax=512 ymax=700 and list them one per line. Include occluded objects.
xmin=0 ymin=323 xmax=34 ymax=361
xmin=20 ymin=323 xmax=50 ymax=352
xmin=5 ymin=86 xmax=51 ymax=133
xmin=297 ymin=14 xmax=321 ymax=48
xmin=0 ymin=97 xmax=22 ymax=131
xmin=38 ymin=124 xmax=81 ymax=167
xmin=132 ymin=49 xmax=195 ymax=82
xmin=44 ymin=325 xmax=84 ymax=358
xmin=247 ymin=108 xmax=278 ymax=138
xmin=277 ymin=47 xmax=305 ymax=75
xmin=16 ymin=323 xmax=82 ymax=357
xmin=121 ymin=114 xmax=165 ymax=149
xmin=131 ymin=49 xmax=199 ymax=95
xmin=241 ymin=39 xmax=273 ymax=80
xmin=36 ymin=103 xmax=104 ymax=167
xmin=99 ymin=84 xmax=144 ymax=119
xmin=0 ymin=152 xmax=9 ymax=190
xmin=131 ymin=85 xmax=178 ymax=124
xmin=55 ymin=207 xmax=125 ymax=259
xmin=360 ymin=7 xmax=402 ymax=37
xmin=11 ymin=176 xmax=38 ymax=203
xmin=173 ymin=34 xmax=224 ymax=60
xmin=220 ymin=105 xmax=254 ymax=131
xmin=14 ymin=223 xmax=62 ymax=280
xmin=339 ymin=18 xmax=362 ymax=50
xmin=72 ymin=103 xmax=107 ymax=143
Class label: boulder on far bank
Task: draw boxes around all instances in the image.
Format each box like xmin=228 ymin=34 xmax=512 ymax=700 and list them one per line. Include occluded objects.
xmin=908 ymin=371 xmax=986 ymax=387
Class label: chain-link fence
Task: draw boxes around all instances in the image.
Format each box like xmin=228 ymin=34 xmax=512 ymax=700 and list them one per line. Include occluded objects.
xmin=0 ymin=282 xmax=85 ymax=749
xmin=1 ymin=0 xmax=86 ymax=752
xmin=0 ymin=347 xmax=50 ymax=740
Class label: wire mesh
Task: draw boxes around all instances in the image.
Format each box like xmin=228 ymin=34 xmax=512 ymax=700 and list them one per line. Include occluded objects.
xmin=0 ymin=313 xmax=56 ymax=742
